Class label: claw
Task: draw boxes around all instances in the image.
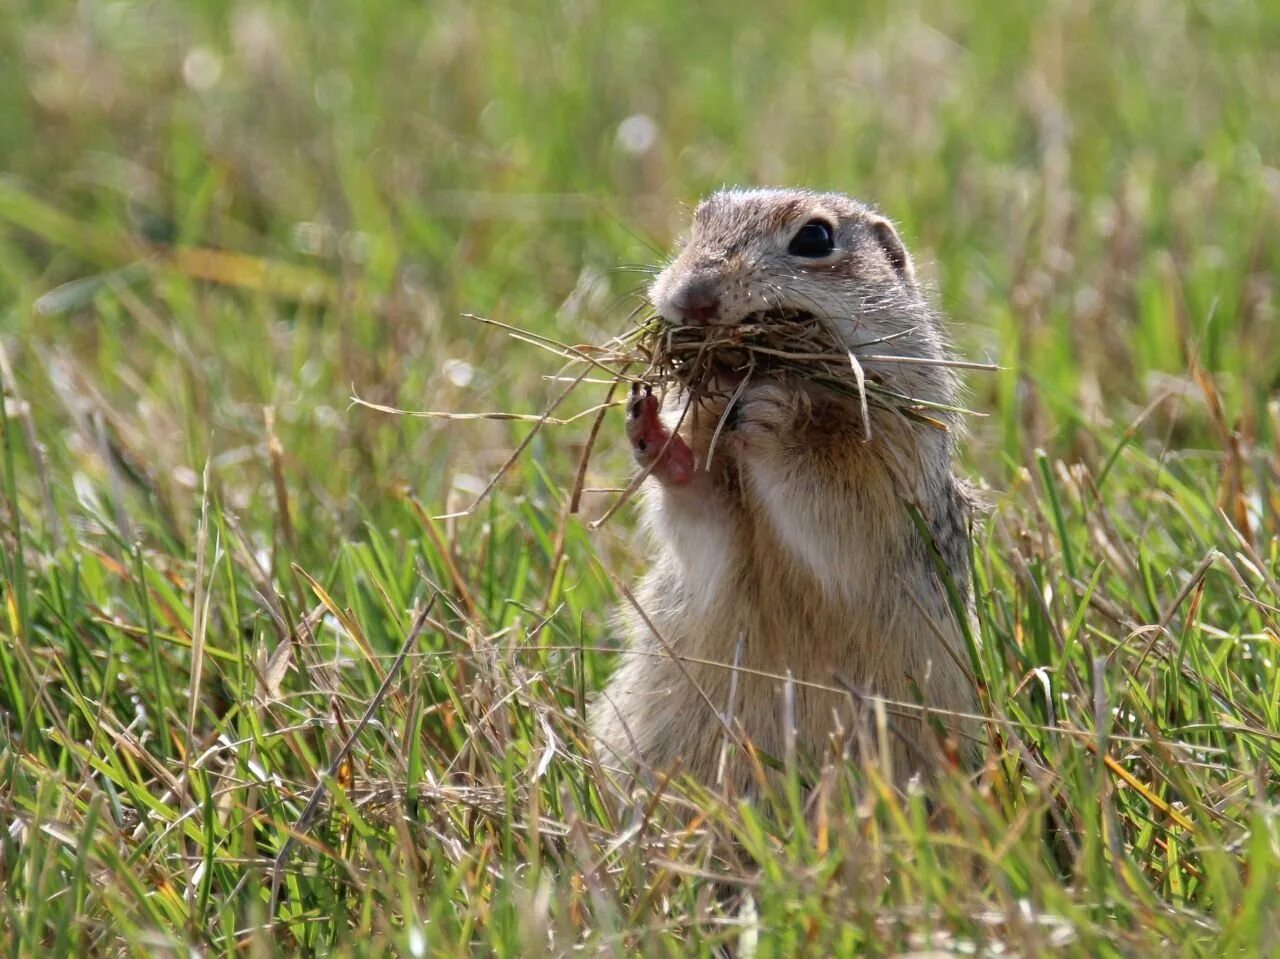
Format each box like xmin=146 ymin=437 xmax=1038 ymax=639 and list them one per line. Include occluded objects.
xmin=626 ymin=381 xmax=650 ymax=420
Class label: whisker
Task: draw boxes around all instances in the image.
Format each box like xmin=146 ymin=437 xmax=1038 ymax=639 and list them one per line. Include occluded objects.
xmin=608 ymin=264 xmax=663 ymax=276
xmin=761 ymin=271 xmax=830 ymax=321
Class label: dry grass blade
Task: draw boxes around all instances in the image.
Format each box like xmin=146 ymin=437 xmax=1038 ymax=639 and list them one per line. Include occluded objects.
xmin=858 ymin=354 xmax=999 ymax=371
xmin=601 ymin=565 xmax=743 ymax=751
xmin=350 ymin=392 xmax=616 ymax=425
xmin=587 ymin=390 xmax=695 ymax=530
xmin=268 ymin=597 xmax=437 ymax=916
xmin=705 ymin=370 xmax=752 ymax=470
xmin=822 ymin=313 xmax=873 ymax=440
xmin=185 ymin=460 xmax=214 ymax=774
xmin=462 ymin=312 xmax=648 ymax=382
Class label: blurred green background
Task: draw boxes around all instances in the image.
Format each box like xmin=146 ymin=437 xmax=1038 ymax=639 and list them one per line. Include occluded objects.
xmin=2 ymin=1 xmax=1276 ymax=537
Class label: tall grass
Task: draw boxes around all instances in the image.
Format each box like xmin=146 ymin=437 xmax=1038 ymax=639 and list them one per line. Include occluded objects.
xmin=1 ymin=0 xmax=1278 ymax=954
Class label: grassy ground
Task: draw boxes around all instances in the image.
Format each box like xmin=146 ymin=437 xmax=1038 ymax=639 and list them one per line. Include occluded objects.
xmin=2 ymin=0 xmax=1279 ymax=955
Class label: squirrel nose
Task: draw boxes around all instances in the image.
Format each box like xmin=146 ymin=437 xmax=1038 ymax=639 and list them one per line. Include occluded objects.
xmin=669 ymin=278 xmax=720 ymax=324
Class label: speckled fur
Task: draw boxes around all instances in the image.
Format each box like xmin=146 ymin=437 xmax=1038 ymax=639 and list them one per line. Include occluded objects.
xmin=594 ymin=188 xmax=980 ymax=791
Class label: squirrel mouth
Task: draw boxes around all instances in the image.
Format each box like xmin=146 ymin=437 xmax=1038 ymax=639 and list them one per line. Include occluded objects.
xmin=652 ymin=308 xmax=847 ymax=397
xmin=657 ymin=308 xmax=829 ymax=392
xmin=740 ymin=307 xmax=815 ymax=325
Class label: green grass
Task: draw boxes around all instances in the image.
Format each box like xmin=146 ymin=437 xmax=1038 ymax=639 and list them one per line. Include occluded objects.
xmin=2 ymin=0 xmax=1279 ymax=954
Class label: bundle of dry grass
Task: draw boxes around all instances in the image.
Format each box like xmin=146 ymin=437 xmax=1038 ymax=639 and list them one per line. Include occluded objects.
xmin=353 ymin=309 xmax=993 ymax=524
xmin=619 ymin=310 xmax=991 ymax=433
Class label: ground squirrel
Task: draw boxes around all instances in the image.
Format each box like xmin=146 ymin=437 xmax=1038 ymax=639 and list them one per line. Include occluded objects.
xmin=593 ymin=188 xmax=980 ymax=792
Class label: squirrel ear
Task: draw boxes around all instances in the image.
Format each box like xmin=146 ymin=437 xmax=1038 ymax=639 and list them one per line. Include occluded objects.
xmin=870 ymin=218 xmax=915 ymax=286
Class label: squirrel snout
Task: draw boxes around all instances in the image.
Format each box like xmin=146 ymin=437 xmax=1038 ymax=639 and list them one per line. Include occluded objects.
xmin=666 ymin=276 xmax=721 ymax=324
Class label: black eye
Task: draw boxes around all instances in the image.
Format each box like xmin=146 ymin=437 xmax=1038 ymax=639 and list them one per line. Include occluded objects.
xmin=787 ymin=219 xmax=835 ymax=258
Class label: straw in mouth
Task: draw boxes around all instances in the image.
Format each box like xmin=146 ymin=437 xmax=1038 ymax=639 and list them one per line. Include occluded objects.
xmin=350 ymin=308 xmax=993 ymax=524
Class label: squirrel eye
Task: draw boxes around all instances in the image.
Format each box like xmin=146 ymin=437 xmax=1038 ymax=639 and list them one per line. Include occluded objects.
xmin=787 ymin=219 xmax=836 ymax=258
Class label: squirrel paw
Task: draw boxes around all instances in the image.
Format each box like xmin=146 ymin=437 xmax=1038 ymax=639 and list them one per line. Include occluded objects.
xmin=731 ymin=384 xmax=805 ymax=440
xmin=627 ymin=383 xmax=695 ymax=486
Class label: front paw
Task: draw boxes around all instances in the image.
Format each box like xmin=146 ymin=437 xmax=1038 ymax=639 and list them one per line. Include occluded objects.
xmin=731 ymin=384 xmax=807 ymax=442
xmin=626 ymin=383 xmax=695 ymax=486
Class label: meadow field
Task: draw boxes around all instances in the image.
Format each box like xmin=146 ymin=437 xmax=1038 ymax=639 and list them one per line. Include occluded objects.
xmin=2 ymin=0 xmax=1279 ymax=955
